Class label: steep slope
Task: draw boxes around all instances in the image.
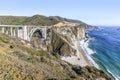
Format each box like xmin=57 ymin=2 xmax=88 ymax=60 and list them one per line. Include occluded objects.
xmin=0 ymin=34 xmax=111 ymax=80
xmin=0 ymin=15 xmax=93 ymax=27
xmin=49 ymin=16 xmax=86 ymax=24
xmin=22 ymin=15 xmax=59 ymax=26
xmin=0 ymin=16 xmax=26 ymax=25
xmin=47 ymin=22 xmax=91 ymax=66
xmin=0 ymin=15 xmax=59 ymax=26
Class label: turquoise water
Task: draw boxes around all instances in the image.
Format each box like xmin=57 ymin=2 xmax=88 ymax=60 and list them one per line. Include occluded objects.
xmin=88 ymin=27 xmax=120 ymax=80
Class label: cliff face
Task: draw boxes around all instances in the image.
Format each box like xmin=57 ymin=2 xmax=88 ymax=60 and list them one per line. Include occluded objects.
xmin=46 ymin=22 xmax=92 ymax=66
xmin=50 ymin=29 xmax=76 ymax=56
xmin=0 ymin=33 xmax=111 ymax=80
xmin=57 ymin=26 xmax=85 ymax=41
xmin=49 ymin=22 xmax=86 ymax=56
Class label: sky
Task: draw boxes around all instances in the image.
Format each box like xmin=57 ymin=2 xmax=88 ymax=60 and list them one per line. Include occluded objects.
xmin=0 ymin=0 xmax=120 ymax=26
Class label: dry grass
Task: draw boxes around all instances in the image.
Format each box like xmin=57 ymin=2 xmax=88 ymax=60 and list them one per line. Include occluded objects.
xmin=0 ymin=34 xmax=112 ymax=80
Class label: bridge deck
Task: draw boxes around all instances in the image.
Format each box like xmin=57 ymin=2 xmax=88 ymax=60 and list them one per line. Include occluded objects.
xmin=0 ymin=25 xmax=51 ymax=28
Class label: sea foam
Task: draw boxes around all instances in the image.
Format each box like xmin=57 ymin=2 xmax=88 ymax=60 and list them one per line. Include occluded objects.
xmin=106 ymin=68 xmax=120 ymax=80
xmin=80 ymin=39 xmax=99 ymax=68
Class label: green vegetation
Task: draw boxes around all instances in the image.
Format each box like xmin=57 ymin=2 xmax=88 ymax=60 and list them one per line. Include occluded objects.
xmin=0 ymin=34 xmax=10 ymax=43
xmin=0 ymin=14 xmax=88 ymax=26
xmin=0 ymin=34 xmax=112 ymax=80
xmin=0 ymin=16 xmax=26 ymax=25
xmin=49 ymin=16 xmax=87 ymax=25
xmin=22 ymin=15 xmax=59 ymax=26
xmin=0 ymin=15 xmax=59 ymax=26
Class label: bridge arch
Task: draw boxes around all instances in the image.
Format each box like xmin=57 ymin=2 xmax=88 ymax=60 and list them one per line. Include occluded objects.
xmin=28 ymin=28 xmax=45 ymax=41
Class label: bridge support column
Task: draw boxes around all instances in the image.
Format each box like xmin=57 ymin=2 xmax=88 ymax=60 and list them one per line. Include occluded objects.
xmin=5 ymin=27 xmax=8 ymax=34
xmin=11 ymin=27 xmax=13 ymax=36
xmin=27 ymin=27 xmax=29 ymax=37
xmin=13 ymin=29 xmax=16 ymax=36
xmin=23 ymin=26 xmax=28 ymax=40
xmin=18 ymin=27 xmax=24 ymax=39
xmin=18 ymin=27 xmax=20 ymax=37
xmin=44 ymin=26 xmax=47 ymax=40
xmin=2 ymin=27 xmax=5 ymax=33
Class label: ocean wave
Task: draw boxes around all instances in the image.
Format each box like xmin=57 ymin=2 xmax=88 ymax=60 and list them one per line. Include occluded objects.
xmin=82 ymin=38 xmax=119 ymax=80
xmin=106 ymin=69 xmax=120 ymax=80
xmin=80 ymin=39 xmax=99 ymax=68
xmin=96 ymin=60 xmax=117 ymax=80
xmin=84 ymin=39 xmax=95 ymax=55
xmin=88 ymin=27 xmax=120 ymax=80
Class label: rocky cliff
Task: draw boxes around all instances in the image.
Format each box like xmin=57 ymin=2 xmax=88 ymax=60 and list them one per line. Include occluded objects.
xmin=0 ymin=33 xmax=111 ymax=80
xmin=49 ymin=22 xmax=86 ymax=55
xmin=45 ymin=21 xmax=93 ymax=66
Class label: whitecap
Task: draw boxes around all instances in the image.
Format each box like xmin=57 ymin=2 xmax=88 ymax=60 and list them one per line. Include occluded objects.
xmin=80 ymin=39 xmax=99 ymax=68
xmin=106 ymin=68 xmax=120 ymax=80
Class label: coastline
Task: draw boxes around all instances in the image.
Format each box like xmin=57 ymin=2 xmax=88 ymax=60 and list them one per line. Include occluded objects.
xmin=61 ymin=37 xmax=99 ymax=68
xmin=83 ymin=38 xmax=116 ymax=80
xmin=84 ymin=30 xmax=116 ymax=80
xmin=80 ymin=39 xmax=99 ymax=68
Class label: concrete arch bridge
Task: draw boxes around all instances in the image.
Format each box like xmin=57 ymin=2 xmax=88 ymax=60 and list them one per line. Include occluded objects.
xmin=0 ymin=25 xmax=51 ymax=41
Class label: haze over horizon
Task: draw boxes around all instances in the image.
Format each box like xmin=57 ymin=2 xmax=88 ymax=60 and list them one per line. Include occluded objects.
xmin=0 ymin=0 xmax=120 ymax=26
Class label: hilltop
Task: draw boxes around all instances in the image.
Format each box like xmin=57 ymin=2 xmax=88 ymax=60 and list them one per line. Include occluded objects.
xmin=0 ymin=15 xmax=88 ymax=26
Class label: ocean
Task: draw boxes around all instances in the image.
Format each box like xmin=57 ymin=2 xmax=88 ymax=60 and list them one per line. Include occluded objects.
xmin=88 ymin=27 xmax=120 ymax=80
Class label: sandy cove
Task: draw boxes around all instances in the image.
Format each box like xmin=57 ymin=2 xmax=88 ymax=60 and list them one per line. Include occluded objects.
xmin=61 ymin=39 xmax=99 ymax=68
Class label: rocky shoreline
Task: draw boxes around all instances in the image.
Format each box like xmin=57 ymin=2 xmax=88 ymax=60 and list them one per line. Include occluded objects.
xmin=61 ymin=38 xmax=99 ymax=68
xmin=80 ymin=39 xmax=99 ymax=68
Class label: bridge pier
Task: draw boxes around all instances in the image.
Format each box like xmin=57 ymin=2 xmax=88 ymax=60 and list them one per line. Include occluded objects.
xmin=17 ymin=27 xmax=20 ymax=38
xmin=44 ymin=26 xmax=47 ymax=40
xmin=13 ymin=29 xmax=16 ymax=36
xmin=11 ymin=27 xmax=13 ymax=36
xmin=23 ymin=26 xmax=28 ymax=40
xmin=18 ymin=27 xmax=24 ymax=39
xmin=2 ymin=27 xmax=4 ymax=33
xmin=5 ymin=27 xmax=8 ymax=35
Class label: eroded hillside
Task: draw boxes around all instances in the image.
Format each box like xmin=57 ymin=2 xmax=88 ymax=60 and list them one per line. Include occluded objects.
xmin=0 ymin=14 xmax=112 ymax=80
xmin=0 ymin=33 xmax=112 ymax=80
